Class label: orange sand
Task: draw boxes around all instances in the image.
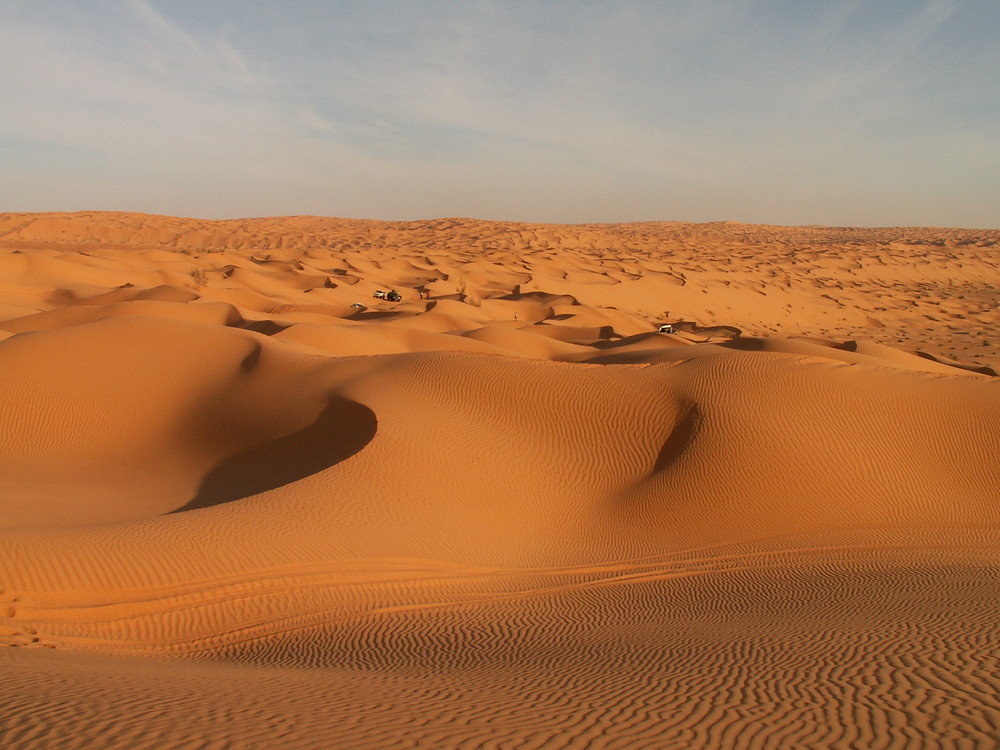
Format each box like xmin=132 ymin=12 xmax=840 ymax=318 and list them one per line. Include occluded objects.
xmin=1 ymin=212 xmax=998 ymax=748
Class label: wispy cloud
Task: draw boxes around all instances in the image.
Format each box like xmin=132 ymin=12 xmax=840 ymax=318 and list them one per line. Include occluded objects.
xmin=121 ymin=0 xmax=261 ymax=88
xmin=802 ymin=0 xmax=966 ymax=108
xmin=1 ymin=3 xmax=262 ymax=156
xmin=0 ymin=0 xmax=997 ymax=225
xmin=0 ymin=0 xmax=376 ymax=195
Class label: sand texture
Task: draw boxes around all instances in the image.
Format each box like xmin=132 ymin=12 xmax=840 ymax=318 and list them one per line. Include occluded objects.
xmin=1 ymin=212 xmax=998 ymax=748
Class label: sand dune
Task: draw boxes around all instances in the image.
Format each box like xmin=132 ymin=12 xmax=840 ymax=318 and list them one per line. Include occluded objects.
xmin=1 ymin=212 xmax=998 ymax=748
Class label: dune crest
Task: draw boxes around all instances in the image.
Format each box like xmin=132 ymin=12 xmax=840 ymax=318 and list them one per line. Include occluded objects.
xmin=1 ymin=212 xmax=998 ymax=748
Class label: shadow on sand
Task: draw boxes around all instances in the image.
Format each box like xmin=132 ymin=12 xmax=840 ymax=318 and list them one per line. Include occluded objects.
xmin=172 ymin=397 xmax=377 ymax=513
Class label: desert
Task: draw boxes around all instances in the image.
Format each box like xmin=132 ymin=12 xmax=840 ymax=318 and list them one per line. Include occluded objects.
xmin=0 ymin=211 xmax=997 ymax=748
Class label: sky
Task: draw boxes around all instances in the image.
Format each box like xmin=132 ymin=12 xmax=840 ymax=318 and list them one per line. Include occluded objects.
xmin=1 ymin=0 xmax=998 ymax=227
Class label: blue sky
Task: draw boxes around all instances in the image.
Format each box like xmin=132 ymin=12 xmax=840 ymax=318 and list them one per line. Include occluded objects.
xmin=2 ymin=0 xmax=998 ymax=226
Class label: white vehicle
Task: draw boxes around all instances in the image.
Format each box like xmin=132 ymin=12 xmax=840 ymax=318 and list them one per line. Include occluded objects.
xmin=373 ymin=290 xmax=402 ymax=301
xmin=657 ymin=324 xmax=675 ymax=334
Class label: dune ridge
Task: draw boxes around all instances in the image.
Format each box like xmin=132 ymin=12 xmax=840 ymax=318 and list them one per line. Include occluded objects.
xmin=1 ymin=211 xmax=997 ymax=369
xmin=1 ymin=212 xmax=998 ymax=748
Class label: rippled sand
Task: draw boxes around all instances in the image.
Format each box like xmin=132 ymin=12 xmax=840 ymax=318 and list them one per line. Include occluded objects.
xmin=1 ymin=212 xmax=998 ymax=748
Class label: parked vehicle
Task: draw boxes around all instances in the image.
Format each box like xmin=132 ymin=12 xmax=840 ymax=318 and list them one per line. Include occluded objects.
xmin=373 ymin=290 xmax=402 ymax=301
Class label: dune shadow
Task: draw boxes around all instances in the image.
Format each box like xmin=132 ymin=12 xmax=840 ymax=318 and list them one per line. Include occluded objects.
xmin=652 ymin=402 xmax=701 ymax=473
xmin=350 ymin=310 xmax=400 ymax=321
xmin=914 ymin=351 xmax=997 ymax=376
xmin=172 ymin=398 xmax=377 ymax=513
xmin=240 ymin=319 xmax=289 ymax=336
xmin=590 ymin=331 xmax=658 ymax=350
xmin=718 ymin=337 xmax=765 ymax=351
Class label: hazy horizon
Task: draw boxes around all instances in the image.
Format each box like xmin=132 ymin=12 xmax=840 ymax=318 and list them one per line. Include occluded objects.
xmin=2 ymin=1 xmax=998 ymax=228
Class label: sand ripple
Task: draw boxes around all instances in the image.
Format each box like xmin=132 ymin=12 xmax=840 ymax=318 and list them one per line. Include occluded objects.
xmin=1 ymin=213 xmax=998 ymax=748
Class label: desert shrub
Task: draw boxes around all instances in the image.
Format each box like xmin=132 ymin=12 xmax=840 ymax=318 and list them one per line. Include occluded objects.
xmin=190 ymin=267 xmax=208 ymax=288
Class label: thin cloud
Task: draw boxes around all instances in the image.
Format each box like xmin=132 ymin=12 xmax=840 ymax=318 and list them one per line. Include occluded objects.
xmin=123 ymin=0 xmax=262 ymax=88
xmin=805 ymin=0 xmax=965 ymax=107
xmin=0 ymin=0 xmax=997 ymax=225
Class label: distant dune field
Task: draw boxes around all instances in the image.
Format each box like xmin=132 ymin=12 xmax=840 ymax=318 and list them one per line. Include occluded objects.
xmin=1 ymin=212 xmax=998 ymax=749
